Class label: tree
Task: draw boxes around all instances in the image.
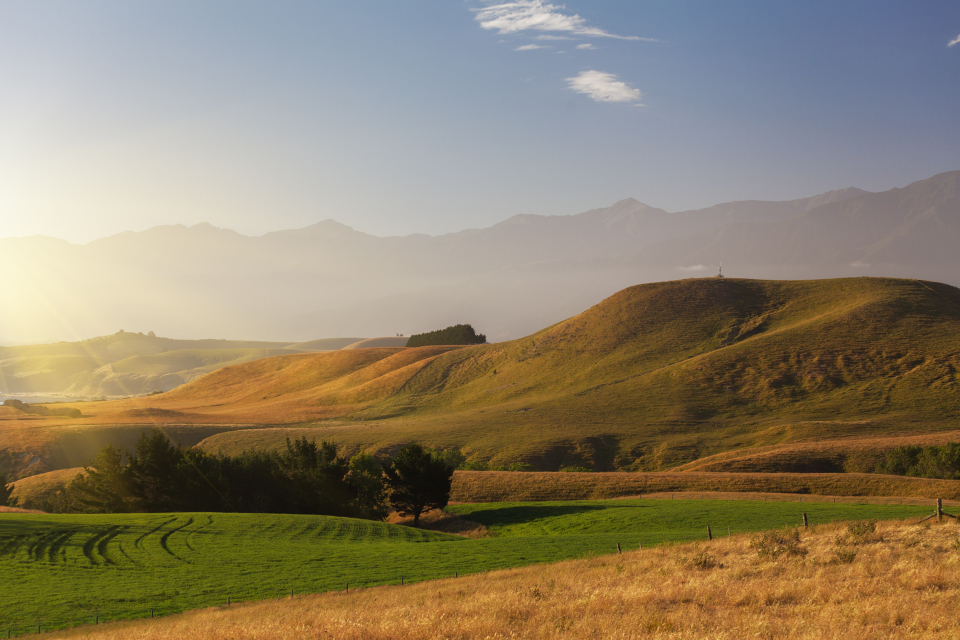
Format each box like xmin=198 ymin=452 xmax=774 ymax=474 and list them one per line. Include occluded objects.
xmin=69 ymin=445 xmax=136 ymax=513
xmin=383 ymin=443 xmax=455 ymax=527
xmin=406 ymin=324 xmax=487 ymax=347
xmin=0 ymin=472 xmax=17 ymax=507
xmin=347 ymin=451 xmax=389 ymax=520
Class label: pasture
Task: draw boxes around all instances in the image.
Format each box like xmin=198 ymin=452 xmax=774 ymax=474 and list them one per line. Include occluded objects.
xmin=0 ymin=497 xmax=934 ymax=635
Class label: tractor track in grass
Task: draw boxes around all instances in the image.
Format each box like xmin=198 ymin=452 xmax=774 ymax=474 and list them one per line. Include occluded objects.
xmin=135 ymin=517 xmax=179 ymax=552
xmin=46 ymin=529 xmax=76 ymax=563
xmin=0 ymin=534 xmax=27 ymax=558
xmin=96 ymin=526 xmax=128 ymax=565
xmin=82 ymin=526 xmax=122 ymax=566
xmin=185 ymin=515 xmax=214 ymax=551
xmin=158 ymin=517 xmax=194 ymax=563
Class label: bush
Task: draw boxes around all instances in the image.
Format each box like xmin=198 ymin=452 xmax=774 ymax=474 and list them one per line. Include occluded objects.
xmin=876 ymin=443 xmax=960 ymax=479
xmin=406 ymin=324 xmax=486 ymax=347
xmin=750 ymin=527 xmax=807 ymax=560
xmin=846 ymin=519 xmax=878 ymax=545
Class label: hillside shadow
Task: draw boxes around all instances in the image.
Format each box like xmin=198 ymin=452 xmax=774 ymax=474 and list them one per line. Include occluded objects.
xmin=463 ymin=503 xmax=644 ymax=527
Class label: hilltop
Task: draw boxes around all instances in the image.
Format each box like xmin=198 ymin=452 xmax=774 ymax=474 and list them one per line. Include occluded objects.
xmin=6 ymin=276 xmax=960 ymax=477
xmin=5 ymin=170 xmax=958 ymax=345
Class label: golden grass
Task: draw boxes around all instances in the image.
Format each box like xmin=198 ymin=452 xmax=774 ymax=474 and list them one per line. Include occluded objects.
xmin=46 ymin=518 xmax=960 ymax=639
xmin=673 ymin=429 xmax=960 ymax=473
xmin=0 ymin=505 xmax=44 ymax=514
xmin=450 ymin=470 xmax=960 ymax=502
xmin=9 ymin=467 xmax=84 ymax=506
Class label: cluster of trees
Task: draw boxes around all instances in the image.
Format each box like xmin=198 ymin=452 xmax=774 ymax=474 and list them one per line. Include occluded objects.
xmin=875 ymin=443 xmax=960 ymax=479
xmin=43 ymin=430 xmax=455 ymax=526
xmin=406 ymin=324 xmax=487 ymax=348
xmin=0 ymin=472 xmax=15 ymax=507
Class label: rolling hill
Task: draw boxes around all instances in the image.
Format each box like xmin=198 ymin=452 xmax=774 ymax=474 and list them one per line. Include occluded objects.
xmin=5 ymin=276 xmax=960 ymax=478
xmin=0 ymin=331 xmax=367 ymax=397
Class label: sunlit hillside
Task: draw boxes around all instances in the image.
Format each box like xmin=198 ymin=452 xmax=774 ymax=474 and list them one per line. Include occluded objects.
xmin=4 ymin=277 xmax=960 ymax=477
xmin=0 ymin=332 xmax=366 ymax=397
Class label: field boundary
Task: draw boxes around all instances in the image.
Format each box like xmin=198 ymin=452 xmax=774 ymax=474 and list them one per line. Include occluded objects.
xmin=451 ymin=470 xmax=960 ymax=502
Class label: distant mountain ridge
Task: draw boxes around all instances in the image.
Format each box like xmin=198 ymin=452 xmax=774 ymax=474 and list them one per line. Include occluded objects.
xmin=1 ymin=170 xmax=956 ymax=344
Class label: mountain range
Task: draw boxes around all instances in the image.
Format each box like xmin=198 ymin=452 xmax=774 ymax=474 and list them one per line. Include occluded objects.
xmin=1 ymin=170 xmax=957 ymax=344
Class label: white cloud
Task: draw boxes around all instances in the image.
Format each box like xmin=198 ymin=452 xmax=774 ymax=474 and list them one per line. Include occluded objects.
xmin=515 ymin=44 xmax=546 ymax=51
xmin=576 ymin=43 xmax=595 ymax=50
xmin=678 ymin=264 xmax=708 ymax=272
xmin=949 ymin=34 xmax=960 ymax=47
xmin=475 ymin=1 xmax=653 ymax=41
xmin=536 ymin=34 xmax=570 ymax=41
xmin=566 ymin=70 xmax=642 ymax=103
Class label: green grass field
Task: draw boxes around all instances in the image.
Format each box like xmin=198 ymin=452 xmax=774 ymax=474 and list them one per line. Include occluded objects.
xmin=0 ymin=498 xmax=935 ymax=635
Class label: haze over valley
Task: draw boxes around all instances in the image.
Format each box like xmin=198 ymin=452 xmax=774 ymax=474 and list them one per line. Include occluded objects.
xmin=4 ymin=170 xmax=958 ymax=346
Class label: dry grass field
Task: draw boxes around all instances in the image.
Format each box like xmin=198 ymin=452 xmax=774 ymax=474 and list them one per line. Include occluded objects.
xmin=450 ymin=470 xmax=960 ymax=502
xmin=672 ymin=429 xmax=960 ymax=473
xmin=8 ymin=467 xmax=83 ymax=506
xmin=44 ymin=518 xmax=960 ymax=639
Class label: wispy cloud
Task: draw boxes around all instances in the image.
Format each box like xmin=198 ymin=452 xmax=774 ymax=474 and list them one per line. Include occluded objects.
xmin=515 ymin=44 xmax=546 ymax=51
xmin=566 ymin=70 xmax=642 ymax=104
xmin=475 ymin=1 xmax=653 ymax=41
xmin=576 ymin=43 xmax=595 ymax=50
xmin=535 ymin=34 xmax=570 ymax=41
xmin=949 ymin=33 xmax=960 ymax=47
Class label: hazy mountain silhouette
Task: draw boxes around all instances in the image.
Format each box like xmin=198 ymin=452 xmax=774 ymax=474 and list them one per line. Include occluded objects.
xmin=1 ymin=171 xmax=956 ymax=344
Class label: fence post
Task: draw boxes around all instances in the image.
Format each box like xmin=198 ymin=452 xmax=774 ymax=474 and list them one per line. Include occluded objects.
xmin=616 ymin=542 xmax=621 ymax=554
xmin=151 ymin=609 xmax=154 ymax=618
xmin=707 ymin=526 xmax=712 ymax=541
xmin=95 ymin=615 xmax=98 ymax=625
xmin=938 ymin=498 xmax=943 ymax=522
xmin=227 ymin=597 xmax=230 ymax=606
xmin=802 ymin=512 xmax=808 ymax=528
xmin=401 ymin=577 xmax=404 ymax=585
xmin=290 ymin=589 xmax=294 ymax=598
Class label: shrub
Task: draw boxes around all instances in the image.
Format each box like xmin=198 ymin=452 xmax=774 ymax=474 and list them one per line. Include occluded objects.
xmin=750 ymin=527 xmax=807 ymax=560
xmin=846 ymin=519 xmax=878 ymax=545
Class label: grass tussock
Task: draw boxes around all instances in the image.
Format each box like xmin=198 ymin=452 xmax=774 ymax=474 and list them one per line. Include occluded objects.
xmin=47 ymin=519 xmax=960 ymax=640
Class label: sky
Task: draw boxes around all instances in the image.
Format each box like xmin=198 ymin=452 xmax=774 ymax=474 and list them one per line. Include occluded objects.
xmin=1 ymin=0 xmax=959 ymax=243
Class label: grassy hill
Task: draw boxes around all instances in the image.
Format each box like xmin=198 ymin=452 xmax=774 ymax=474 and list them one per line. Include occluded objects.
xmin=6 ymin=277 xmax=960 ymax=475
xmin=0 ymin=331 xmax=368 ymax=398
xmin=0 ymin=499 xmax=931 ymax=634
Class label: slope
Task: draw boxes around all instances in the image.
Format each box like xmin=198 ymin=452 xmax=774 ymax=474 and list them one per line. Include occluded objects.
xmin=6 ymin=277 xmax=960 ymax=476
xmin=0 ymin=332 xmax=365 ymax=397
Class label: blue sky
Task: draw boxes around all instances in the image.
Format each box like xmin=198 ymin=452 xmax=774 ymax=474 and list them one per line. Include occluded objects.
xmin=2 ymin=1 xmax=959 ymax=242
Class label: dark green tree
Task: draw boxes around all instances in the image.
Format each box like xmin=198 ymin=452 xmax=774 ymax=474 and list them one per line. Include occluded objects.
xmin=406 ymin=324 xmax=487 ymax=347
xmin=347 ymin=451 xmax=389 ymax=520
xmin=69 ymin=445 xmax=136 ymax=513
xmin=128 ymin=430 xmax=184 ymax=511
xmin=0 ymin=472 xmax=16 ymax=507
xmin=383 ymin=443 xmax=455 ymax=527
